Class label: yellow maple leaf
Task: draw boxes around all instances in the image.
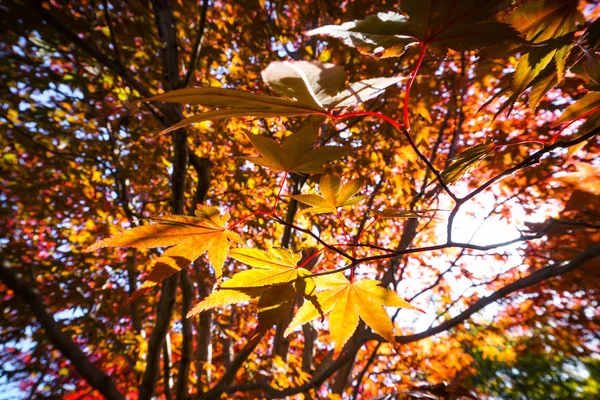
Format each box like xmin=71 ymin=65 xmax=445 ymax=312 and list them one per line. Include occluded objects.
xmin=85 ymin=206 xmax=242 ymax=298
xmin=292 ymin=174 xmax=366 ymax=214
xmin=187 ymin=247 xmax=315 ymax=330
xmin=284 ymin=273 xmax=421 ymax=357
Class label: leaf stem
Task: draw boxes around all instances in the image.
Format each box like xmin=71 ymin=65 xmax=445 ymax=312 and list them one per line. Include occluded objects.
xmin=354 ymin=217 xmax=380 ymax=250
xmin=297 ymin=248 xmax=325 ymax=269
xmin=335 ymin=208 xmax=351 ymax=245
xmin=272 ymin=171 xmax=288 ymax=214
xmin=547 ymin=105 xmax=600 ymax=145
xmin=296 ymin=244 xmax=346 ymax=269
xmin=328 ymin=111 xmax=458 ymax=202
xmin=404 ymin=43 xmax=428 ymax=131
xmin=229 ymin=211 xmax=273 ymax=230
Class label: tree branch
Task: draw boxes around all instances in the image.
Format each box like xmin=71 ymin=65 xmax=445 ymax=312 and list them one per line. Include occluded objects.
xmin=30 ymin=1 xmax=149 ymax=99
xmin=150 ymin=0 xmax=181 ymax=90
xmin=364 ymin=241 xmax=600 ymax=344
xmin=182 ymin=0 xmax=210 ymax=87
xmin=0 ymin=255 xmax=125 ymax=400
xmin=139 ymin=275 xmax=180 ymax=400
xmin=446 ymin=126 xmax=600 ymax=242
xmin=179 ymin=152 xmax=211 ymax=396
xmin=163 ymin=335 xmax=174 ymax=400
xmin=464 ymin=127 xmax=600 ymax=203
xmin=139 ymin=2 xmax=190 ymax=398
xmin=177 ymin=270 xmax=194 ymax=400
xmin=101 ymin=0 xmax=124 ymax=65
xmin=351 ymin=342 xmax=382 ymax=400
xmin=198 ymin=332 xmax=264 ymax=399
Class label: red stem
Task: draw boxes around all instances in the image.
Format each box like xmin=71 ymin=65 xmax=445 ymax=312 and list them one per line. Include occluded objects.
xmin=329 ymin=110 xmax=403 ymax=129
xmin=548 ymin=105 xmax=600 ymax=145
xmin=329 ymin=110 xmax=459 ymax=202
xmin=335 ymin=209 xmax=351 ymax=245
xmin=272 ymin=171 xmax=288 ymax=214
xmin=297 ymin=247 xmax=326 ymax=269
xmin=229 ymin=211 xmax=273 ymax=229
xmin=404 ymin=43 xmax=428 ymax=131
xmin=355 ymin=217 xmax=380 ymax=248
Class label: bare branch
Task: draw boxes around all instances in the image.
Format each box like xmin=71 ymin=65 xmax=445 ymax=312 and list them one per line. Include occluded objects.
xmin=101 ymin=0 xmax=124 ymax=64
xmin=464 ymin=127 xmax=600 ymax=203
xmin=363 ymin=241 xmax=600 ymax=344
xmin=150 ymin=0 xmax=181 ymax=90
xmin=177 ymin=271 xmax=194 ymax=399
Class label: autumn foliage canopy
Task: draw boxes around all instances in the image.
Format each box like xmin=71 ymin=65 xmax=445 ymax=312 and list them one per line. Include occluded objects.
xmin=1 ymin=0 xmax=600 ymax=399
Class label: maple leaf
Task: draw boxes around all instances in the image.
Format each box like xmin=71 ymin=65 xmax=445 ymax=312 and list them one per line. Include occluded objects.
xmin=187 ymin=247 xmax=316 ymax=330
xmin=306 ymin=0 xmax=522 ymax=58
xmin=85 ymin=206 xmax=242 ymax=297
xmin=243 ymin=119 xmax=354 ymax=174
xmin=284 ymin=273 xmax=421 ymax=357
xmin=557 ymin=92 xmax=600 ymax=154
xmin=506 ymin=0 xmax=583 ymax=81
xmin=491 ymin=0 xmax=585 ymax=114
xmin=373 ymin=208 xmax=440 ymax=219
xmin=441 ymin=142 xmax=496 ymax=185
xmin=292 ymin=174 xmax=366 ymax=214
xmin=261 ymin=60 xmax=403 ymax=110
xmin=556 ymin=92 xmax=600 ymax=124
xmin=146 ymin=87 xmax=324 ymax=136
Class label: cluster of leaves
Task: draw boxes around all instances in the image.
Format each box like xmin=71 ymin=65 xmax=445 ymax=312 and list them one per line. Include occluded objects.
xmin=88 ymin=82 xmax=423 ymax=352
xmin=87 ymin=0 xmax=600 ymax=383
xmin=2 ymin=0 xmax=600 ymax=399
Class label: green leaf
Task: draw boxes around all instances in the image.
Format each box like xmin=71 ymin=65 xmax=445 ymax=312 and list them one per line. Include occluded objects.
xmin=441 ymin=142 xmax=496 ymax=185
xmin=494 ymin=39 xmax=567 ymax=116
xmin=187 ymin=247 xmax=316 ymax=322
xmin=186 ymin=286 xmax=264 ymax=317
xmin=156 ymin=108 xmax=321 ymax=136
xmin=557 ymin=92 xmax=600 ymax=124
xmin=583 ymin=51 xmax=600 ymax=84
xmin=146 ymin=87 xmax=323 ymax=110
xmin=229 ymin=247 xmax=302 ymax=270
xmin=506 ymin=0 xmax=583 ymax=82
xmin=372 ymin=208 xmax=440 ymax=219
xmin=257 ymin=284 xmax=296 ymax=329
xmin=306 ymin=12 xmax=416 ymax=59
xmin=307 ymin=1 xmax=521 ymax=58
xmin=261 ymin=61 xmax=345 ymax=110
xmin=491 ymin=0 xmax=584 ymax=113
xmin=506 ymin=0 xmax=583 ymax=44
xmin=330 ymin=76 xmax=404 ymax=109
xmin=528 ymin=69 xmax=558 ymax=109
